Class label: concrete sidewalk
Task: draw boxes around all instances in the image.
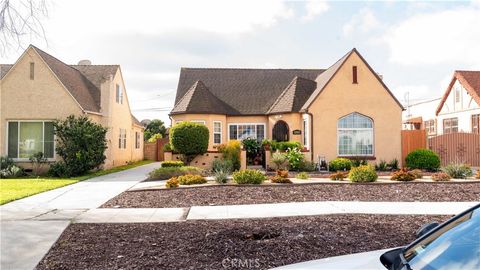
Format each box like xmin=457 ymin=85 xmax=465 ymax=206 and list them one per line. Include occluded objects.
xmin=0 ymin=162 xmax=160 ymax=270
xmin=74 ymin=201 xmax=478 ymax=223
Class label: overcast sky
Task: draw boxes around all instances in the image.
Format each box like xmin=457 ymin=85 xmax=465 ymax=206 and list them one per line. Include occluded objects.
xmin=2 ymin=0 xmax=479 ymax=126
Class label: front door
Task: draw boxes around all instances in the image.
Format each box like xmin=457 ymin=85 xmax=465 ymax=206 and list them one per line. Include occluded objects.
xmin=272 ymin=120 xmax=289 ymax=142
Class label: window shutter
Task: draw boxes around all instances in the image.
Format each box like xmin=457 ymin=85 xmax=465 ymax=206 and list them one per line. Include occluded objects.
xmin=352 ymin=66 xmax=358 ymax=84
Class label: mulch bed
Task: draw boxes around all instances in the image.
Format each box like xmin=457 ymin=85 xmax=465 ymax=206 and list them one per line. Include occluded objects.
xmin=37 ymin=214 xmax=449 ymax=270
xmin=102 ymin=182 xmax=480 ymax=208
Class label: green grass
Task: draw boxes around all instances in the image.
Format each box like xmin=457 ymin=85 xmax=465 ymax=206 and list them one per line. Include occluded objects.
xmin=0 ymin=160 xmax=154 ymax=205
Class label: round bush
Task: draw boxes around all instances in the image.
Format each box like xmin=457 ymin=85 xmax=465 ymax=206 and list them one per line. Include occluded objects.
xmin=329 ymin=158 xmax=352 ymax=171
xmin=170 ymin=122 xmax=209 ymax=162
xmin=233 ymin=169 xmax=265 ymax=184
xmin=348 ymin=165 xmax=378 ymax=182
xmin=165 ymin=177 xmax=179 ymax=188
xmin=432 ymin=172 xmax=451 ymax=182
xmin=177 ymin=174 xmax=207 ymax=185
xmin=405 ymin=149 xmax=440 ymax=171
xmin=390 ymin=170 xmax=415 ymax=182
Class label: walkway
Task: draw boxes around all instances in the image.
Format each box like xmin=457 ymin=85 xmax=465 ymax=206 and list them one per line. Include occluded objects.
xmin=74 ymin=201 xmax=478 ymax=223
xmin=0 ymin=162 xmax=160 ymax=270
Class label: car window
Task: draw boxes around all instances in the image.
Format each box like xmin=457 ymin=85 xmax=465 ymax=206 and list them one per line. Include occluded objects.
xmin=403 ymin=207 xmax=480 ymax=270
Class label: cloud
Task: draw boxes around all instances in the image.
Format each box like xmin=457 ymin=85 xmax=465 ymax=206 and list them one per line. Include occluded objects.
xmin=301 ymin=0 xmax=329 ymax=22
xmin=382 ymin=3 xmax=480 ymax=66
xmin=343 ymin=8 xmax=380 ymax=38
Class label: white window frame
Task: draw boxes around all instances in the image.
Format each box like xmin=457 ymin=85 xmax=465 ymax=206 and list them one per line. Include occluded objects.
xmin=119 ymin=129 xmax=127 ymax=149
xmin=213 ymin=121 xmax=222 ymax=144
xmin=6 ymin=120 xmax=56 ymax=161
xmin=227 ymin=123 xmax=266 ymax=141
xmin=337 ymin=113 xmax=374 ymax=157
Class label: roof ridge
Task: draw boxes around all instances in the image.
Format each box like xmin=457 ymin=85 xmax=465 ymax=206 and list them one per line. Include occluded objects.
xmin=181 ymin=67 xmax=325 ymax=71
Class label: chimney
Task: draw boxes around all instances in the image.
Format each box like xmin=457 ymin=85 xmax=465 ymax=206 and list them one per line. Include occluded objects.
xmin=77 ymin=59 xmax=91 ymax=65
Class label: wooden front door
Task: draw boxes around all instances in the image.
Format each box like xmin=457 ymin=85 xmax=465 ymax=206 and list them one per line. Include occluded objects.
xmin=272 ymin=120 xmax=289 ymax=142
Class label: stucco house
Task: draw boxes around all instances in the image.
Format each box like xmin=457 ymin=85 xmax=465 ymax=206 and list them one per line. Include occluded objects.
xmin=170 ymin=48 xmax=404 ymax=165
xmin=0 ymin=45 xmax=144 ymax=169
xmin=403 ymin=71 xmax=480 ymax=136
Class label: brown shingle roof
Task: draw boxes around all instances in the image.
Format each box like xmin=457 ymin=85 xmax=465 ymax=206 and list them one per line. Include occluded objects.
xmin=71 ymin=65 xmax=119 ymax=90
xmin=171 ymin=80 xmax=235 ymax=115
xmin=131 ymin=114 xmax=143 ymax=127
xmin=0 ymin=64 xmax=13 ymax=79
xmin=174 ymin=68 xmax=324 ymax=115
xmin=268 ymin=76 xmax=317 ymax=114
xmin=436 ymin=70 xmax=480 ymax=115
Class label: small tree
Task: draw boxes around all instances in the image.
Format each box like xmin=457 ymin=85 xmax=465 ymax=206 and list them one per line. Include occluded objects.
xmin=170 ymin=122 xmax=209 ymax=164
xmin=29 ymin=151 xmax=47 ymax=176
xmin=144 ymin=119 xmax=167 ymax=141
xmin=52 ymin=115 xmax=107 ymax=176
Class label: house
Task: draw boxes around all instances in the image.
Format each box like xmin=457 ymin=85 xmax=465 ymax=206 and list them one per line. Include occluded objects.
xmin=403 ymin=71 xmax=480 ymax=136
xmin=0 ymin=45 xmax=144 ymax=169
xmin=169 ymin=48 xmax=404 ymax=166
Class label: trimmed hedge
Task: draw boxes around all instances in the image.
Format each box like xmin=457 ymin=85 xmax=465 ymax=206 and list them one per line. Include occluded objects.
xmin=170 ymin=122 xmax=209 ymax=163
xmin=148 ymin=166 xmax=204 ymax=180
xmin=177 ymin=174 xmax=207 ymax=185
xmin=161 ymin=161 xmax=184 ymax=167
xmin=329 ymin=158 xmax=352 ymax=172
xmin=349 ymin=165 xmax=377 ymax=182
xmin=405 ymin=149 xmax=440 ymax=171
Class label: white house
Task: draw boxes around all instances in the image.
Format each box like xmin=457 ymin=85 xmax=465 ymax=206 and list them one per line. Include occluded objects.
xmin=403 ymin=70 xmax=480 ymax=136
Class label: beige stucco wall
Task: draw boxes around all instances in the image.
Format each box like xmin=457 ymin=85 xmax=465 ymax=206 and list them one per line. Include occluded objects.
xmin=306 ymin=51 xmax=403 ymax=165
xmin=1 ymin=47 xmax=143 ymax=169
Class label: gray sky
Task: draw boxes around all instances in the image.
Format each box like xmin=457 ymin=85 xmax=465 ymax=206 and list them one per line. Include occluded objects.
xmin=2 ymin=0 xmax=479 ymax=126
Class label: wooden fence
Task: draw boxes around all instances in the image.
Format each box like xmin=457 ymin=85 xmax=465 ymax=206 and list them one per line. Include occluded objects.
xmin=428 ymin=133 xmax=480 ymax=166
xmin=401 ymin=129 xmax=426 ymax=163
xmin=143 ymin=138 xmax=169 ymax=161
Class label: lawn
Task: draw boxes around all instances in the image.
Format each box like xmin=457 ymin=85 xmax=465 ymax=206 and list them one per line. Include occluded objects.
xmin=0 ymin=160 xmax=153 ymax=205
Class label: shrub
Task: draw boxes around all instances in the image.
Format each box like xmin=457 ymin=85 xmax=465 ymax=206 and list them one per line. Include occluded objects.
xmin=276 ymin=169 xmax=289 ymax=178
xmin=165 ymin=177 xmax=179 ymax=188
xmin=271 ymin=151 xmax=288 ymax=170
xmin=329 ymin=171 xmax=348 ymax=181
xmin=329 ymin=158 xmax=352 ymax=172
xmin=218 ymin=140 xmax=241 ymax=170
xmin=213 ymin=170 xmax=229 ymax=184
xmin=410 ymin=169 xmax=423 ymax=179
xmin=441 ymin=163 xmax=473 ymax=179
xmin=211 ymin=159 xmax=233 ymax=174
xmin=351 ymin=158 xmax=368 ymax=167
xmin=405 ymin=149 xmax=440 ymax=171
xmin=476 ymin=170 xmax=480 ymax=179
xmin=177 ymin=174 xmax=207 ymax=185
xmin=296 ymin=172 xmax=309 ymax=179
xmin=48 ymin=162 xmax=71 ymax=178
xmin=270 ymin=175 xmax=292 ymax=184
xmin=53 ymin=115 xmax=107 ymax=177
xmin=349 ymin=165 xmax=377 ymax=182
xmin=170 ymin=122 xmax=209 ymax=164
xmin=0 ymin=165 xmax=23 ymax=178
xmin=242 ymin=138 xmax=261 ymax=164
xmin=0 ymin=156 xmax=14 ymax=170
xmin=271 ymin=141 xmax=302 ymax=152
xmin=286 ymin=147 xmax=304 ymax=171
xmin=29 ymin=152 xmax=47 ymax=176
xmin=148 ymin=166 xmax=204 ymax=180
xmin=432 ymin=172 xmax=451 ymax=182
xmin=163 ymin=143 xmax=172 ymax=152
xmin=161 ymin=161 xmax=184 ymax=167
xmin=388 ymin=159 xmax=399 ymax=171
xmin=147 ymin=133 xmax=162 ymax=143
xmin=390 ymin=169 xmax=415 ymax=182
xmin=299 ymin=161 xmax=316 ymax=172
xmin=375 ymin=160 xmax=388 ymax=171
xmin=233 ymin=169 xmax=265 ymax=184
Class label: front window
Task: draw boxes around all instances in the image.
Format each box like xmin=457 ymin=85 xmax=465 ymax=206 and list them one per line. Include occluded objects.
xmin=135 ymin=132 xmax=141 ymax=149
xmin=7 ymin=121 xmax=54 ymax=159
xmin=228 ymin=124 xmax=265 ymax=142
xmin=337 ymin=112 xmax=373 ymax=156
xmin=472 ymin=114 xmax=479 ymax=134
xmin=213 ymin=121 xmax=222 ymax=144
xmin=403 ymin=205 xmax=480 ymax=270
xmin=119 ymin=129 xmax=127 ymax=149
xmin=424 ymin=120 xmax=436 ymax=135
xmin=443 ymin=118 xmax=458 ymax=134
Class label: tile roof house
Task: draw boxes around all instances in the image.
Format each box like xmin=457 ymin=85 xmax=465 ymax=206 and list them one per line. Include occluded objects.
xmin=170 ymin=48 xmax=404 ymax=166
xmin=0 ymin=45 xmax=144 ymax=169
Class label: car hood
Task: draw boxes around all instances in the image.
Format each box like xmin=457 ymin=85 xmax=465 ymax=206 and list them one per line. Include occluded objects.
xmin=273 ymin=248 xmax=392 ymax=270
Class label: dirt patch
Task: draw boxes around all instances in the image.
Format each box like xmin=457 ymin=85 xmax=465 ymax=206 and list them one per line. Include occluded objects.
xmin=102 ymin=182 xmax=480 ymax=208
xmin=37 ymin=214 xmax=449 ymax=270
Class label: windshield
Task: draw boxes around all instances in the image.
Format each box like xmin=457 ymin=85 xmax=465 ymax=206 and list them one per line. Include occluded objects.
xmin=403 ymin=206 xmax=480 ymax=270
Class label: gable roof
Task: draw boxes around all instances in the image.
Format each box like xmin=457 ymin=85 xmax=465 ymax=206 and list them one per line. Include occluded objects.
xmin=268 ymin=76 xmax=317 ymax=114
xmin=171 ymin=80 xmax=235 ymax=115
xmin=1 ymin=45 xmax=119 ymax=113
xmin=301 ymin=48 xmax=404 ymax=111
xmin=174 ymin=68 xmax=324 ymax=115
xmin=436 ymin=70 xmax=480 ymax=115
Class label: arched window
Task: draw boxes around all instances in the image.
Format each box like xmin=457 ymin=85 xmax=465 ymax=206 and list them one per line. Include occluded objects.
xmin=337 ymin=113 xmax=373 ymax=156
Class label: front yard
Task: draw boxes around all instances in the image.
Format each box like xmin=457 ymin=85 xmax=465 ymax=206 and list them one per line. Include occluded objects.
xmin=37 ymin=214 xmax=449 ymax=269
xmin=0 ymin=160 xmax=153 ymax=205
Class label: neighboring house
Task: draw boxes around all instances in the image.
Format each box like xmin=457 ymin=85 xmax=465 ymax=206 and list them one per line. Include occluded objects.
xmin=0 ymin=45 xmax=144 ymax=169
xmin=403 ymin=71 xmax=480 ymax=136
xmin=170 ymin=48 xmax=404 ymax=165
